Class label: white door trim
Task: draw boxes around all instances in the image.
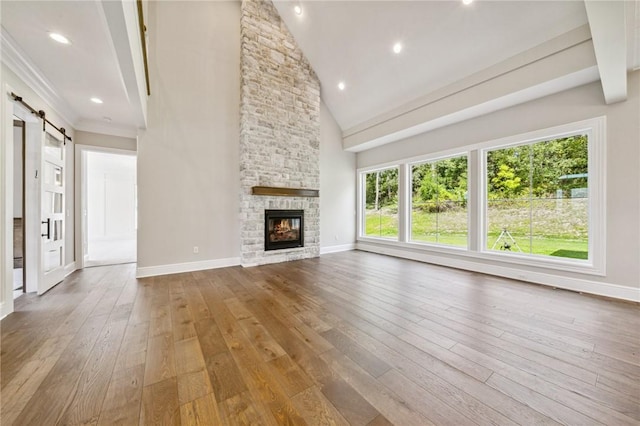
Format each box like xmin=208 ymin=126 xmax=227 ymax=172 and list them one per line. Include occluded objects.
xmin=23 ymin=116 xmax=41 ymax=293
xmin=1 ymin=85 xmax=43 ymax=316
xmin=74 ymin=144 xmax=136 ymax=270
xmin=1 ymin=84 xmax=15 ymax=318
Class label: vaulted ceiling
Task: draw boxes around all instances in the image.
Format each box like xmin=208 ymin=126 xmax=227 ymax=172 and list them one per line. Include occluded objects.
xmin=2 ymin=1 xmax=638 ymax=146
xmin=275 ymin=0 xmax=639 ymax=151
xmin=275 ymin=0 xmax=591 ymax=130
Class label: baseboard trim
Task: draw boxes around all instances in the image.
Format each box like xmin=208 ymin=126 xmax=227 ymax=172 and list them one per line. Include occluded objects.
xmin=320 ymin=243 xmax=356 ymax=255
xmin=64 ymin=262 xmax=77 ymax=277
xmin=136 ymin=257 xmax=241 ymax=278
xmin=0 ymin=301 xmax=11 ymax=320
xmin=357 ymin=242 xmax=640 ymax=302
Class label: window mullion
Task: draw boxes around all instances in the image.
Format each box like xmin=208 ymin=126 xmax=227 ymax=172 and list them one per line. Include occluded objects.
xmin=529 ymin=147 xmax=534 ymax=254
xmin=398 ymin=163 xmax=410 ymax=243
xmin=470 ymin=150 xmax=481 ymax=252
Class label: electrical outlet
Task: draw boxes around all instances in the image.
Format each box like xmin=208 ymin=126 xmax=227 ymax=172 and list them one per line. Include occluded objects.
xmin=335 ymin=235 xmax=339 ymax=240
xmin=193 ymin=246 xmax=199 ymax=254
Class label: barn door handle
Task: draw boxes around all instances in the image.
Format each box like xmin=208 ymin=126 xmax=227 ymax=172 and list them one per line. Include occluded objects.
xmin=41 ymin=218 xmax=51 ymax=238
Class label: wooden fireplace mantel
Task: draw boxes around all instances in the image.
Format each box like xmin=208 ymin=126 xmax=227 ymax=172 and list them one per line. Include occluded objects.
xmin=252 ymin=186 xmax=319 ymax=197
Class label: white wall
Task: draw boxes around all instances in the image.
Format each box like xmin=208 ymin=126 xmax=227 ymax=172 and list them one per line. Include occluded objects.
xmin=86 ymin=152 xmax=136 ymax=241
xmin=358 ymin=71 xmax=640 ymax=294
xmin=320 ymin=101 xmax=356 ymax=252
xmin=136 ymin=1 xmax=241 ymax=273
xmin=75 ymin=130 xmax=136 ymax=152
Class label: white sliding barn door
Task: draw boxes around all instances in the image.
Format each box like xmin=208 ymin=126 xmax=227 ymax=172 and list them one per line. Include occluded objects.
xmin=39 ymin=130 xmax=65 ymax=294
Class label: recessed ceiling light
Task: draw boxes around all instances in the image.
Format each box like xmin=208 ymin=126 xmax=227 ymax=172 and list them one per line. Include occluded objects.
xmin=90 ymin=97 xmax=103 ymax=104
xmin=393 ymin=42 xmax=403 ymax=54
xmin=294 ymin=5 xmax=302 ymax=15
xmin=338 ymin=82 xmax=345 ymax=91
xmin=49 ymin=32 xmax=70 ymax=45
xmin=462 ymin=0 xmax=474 ymax=5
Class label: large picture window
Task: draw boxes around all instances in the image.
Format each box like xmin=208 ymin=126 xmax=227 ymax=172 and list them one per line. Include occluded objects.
xmin=485 ymin=135 xmax=589 ymax=260
xmin=363 ymin=167 xmax=399 ymax=239
xmin=410 ymin=155 xmax=468 ymax=247
xmin=356 ymin=117 xmax=604 ymax=275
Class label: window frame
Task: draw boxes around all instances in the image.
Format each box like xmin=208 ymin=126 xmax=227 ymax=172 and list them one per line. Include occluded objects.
xmin=407 ymin=153 xmax=470 ymax=250
xmin=357 ymin=164 xmax=401 ymax=242
xmin=478 ymin=117 xmax=605 ymax=275
xmin=356 ymin=116 xmax=606 ymax=276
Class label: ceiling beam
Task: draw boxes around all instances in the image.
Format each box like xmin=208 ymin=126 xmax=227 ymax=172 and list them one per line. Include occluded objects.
xmin=585 ymin=0 xmax=627 ymax=104
xmin=99 ymin=0 xmax=148 ymax=128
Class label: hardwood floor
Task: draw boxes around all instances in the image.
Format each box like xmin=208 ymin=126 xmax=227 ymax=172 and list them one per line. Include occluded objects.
xmin=1 ymin=251 xmax=639 ymax=425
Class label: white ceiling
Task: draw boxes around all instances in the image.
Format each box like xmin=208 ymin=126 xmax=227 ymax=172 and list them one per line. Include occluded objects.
xmin=1 ymin=0 xmax=142 ymax=137
xmin=1 ymin=1 xmax=638 ymax=143
xmin=274 ymin=1 xmax=592 ymax=131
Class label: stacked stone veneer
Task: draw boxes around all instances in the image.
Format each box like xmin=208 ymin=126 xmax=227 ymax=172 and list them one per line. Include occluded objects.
xmin=239 ymin=0 xmax=321 ymax=266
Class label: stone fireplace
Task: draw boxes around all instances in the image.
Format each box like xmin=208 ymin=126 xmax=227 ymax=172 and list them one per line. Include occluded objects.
xmin=238 ymin=0 xmax=320 ymax=266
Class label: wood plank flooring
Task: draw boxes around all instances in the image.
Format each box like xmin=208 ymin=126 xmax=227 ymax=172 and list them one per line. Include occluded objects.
xmin=1 ymin=251 xmax=639 ymax=425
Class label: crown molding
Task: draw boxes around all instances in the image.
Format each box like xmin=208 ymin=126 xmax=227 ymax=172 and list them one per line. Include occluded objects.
xmin=1 ymin=27 xmax=79 ymax=126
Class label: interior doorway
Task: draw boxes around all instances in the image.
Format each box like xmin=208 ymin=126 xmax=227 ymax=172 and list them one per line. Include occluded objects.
xmin=82 ymin=150 xmax=137 ymax=267
xmin=12 ymin=118 xmax=25 ymax=299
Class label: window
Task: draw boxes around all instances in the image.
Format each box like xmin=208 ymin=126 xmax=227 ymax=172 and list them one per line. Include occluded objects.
xmin=410 ymin=155 xmax=468 ymax=247
xmin=485 ymin=134 xmax=589 ymax=261
xmin=363 ymin=167 xmax=399 ymax=239
xmin=356 ymin=117 xmax=604 ymax=275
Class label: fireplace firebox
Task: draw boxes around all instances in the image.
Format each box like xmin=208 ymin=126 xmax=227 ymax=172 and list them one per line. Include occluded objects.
xmin=264 ymin=210 xmax=304 ymax=251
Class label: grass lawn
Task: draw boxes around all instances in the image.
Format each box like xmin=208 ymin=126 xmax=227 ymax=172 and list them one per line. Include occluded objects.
xmin=487 ymin=232 xmax=588 ymax=259
xmin=365 ymin=211 xmax=399 ymax=239
xmin=365 ymin=203 xmax=588 ymax=260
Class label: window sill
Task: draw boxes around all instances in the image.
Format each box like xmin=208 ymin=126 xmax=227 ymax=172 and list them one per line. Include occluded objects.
xmin=357 ymin=237 xmax=605 ymax=277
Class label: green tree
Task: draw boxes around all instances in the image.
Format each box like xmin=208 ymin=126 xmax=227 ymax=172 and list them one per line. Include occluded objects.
xmin=413 ymin=156 xmax=468 ymax=208
xmin=491 ymin=164 xmax=522 ymax=198
xmin=487 ymin=145 xmax=530 ymax=199
xmin=533 ymin=136 xmax=588 ymax=197
xmin=437 ymin=157 xmax=467 ymax=203
xmin=365 ymin=168 xmax=398 ymax=209
xmin=487 ymin=135 xmax=588 ymax=199
xmin=419 ymin=166 xmax=449 ymax=201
